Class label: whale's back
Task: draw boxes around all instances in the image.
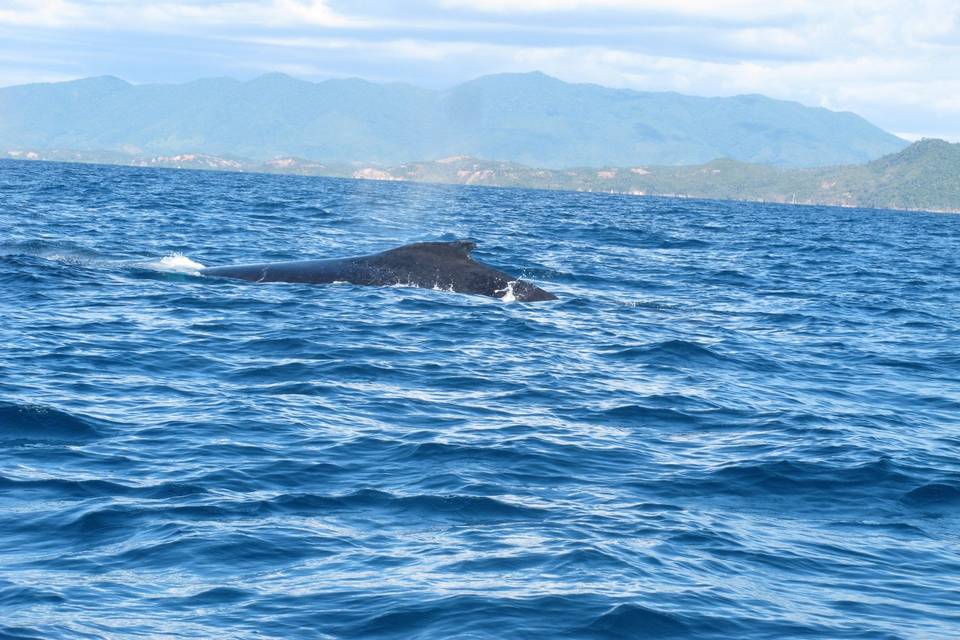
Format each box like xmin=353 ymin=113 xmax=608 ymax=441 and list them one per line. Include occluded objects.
xmin=200 ymin=241 xmax=557 ymax=301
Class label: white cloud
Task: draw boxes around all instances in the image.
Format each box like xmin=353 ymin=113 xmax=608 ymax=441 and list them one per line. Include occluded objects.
xmin=0 ymin=0 xmax=359 ymax=29
xmin=241 ymin=35 xmax=489 ymax=61
xmin=1 ymin=0 xmax=959 ymax=139
xmin=135 ymin=0 xmax=357 ymax=28
xmin=439 ymin=0 xmax=834 ymax=22
xmin=0 ymin=0 xmax=85 ymax=27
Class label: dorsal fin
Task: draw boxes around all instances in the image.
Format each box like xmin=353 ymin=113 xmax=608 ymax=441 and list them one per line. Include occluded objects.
xmin=387 ymin=240 xmax=477 ymax=259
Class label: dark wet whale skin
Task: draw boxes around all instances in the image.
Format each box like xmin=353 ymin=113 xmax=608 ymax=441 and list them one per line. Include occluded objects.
xmin=199 ymin=240 xmax=557 ymax=302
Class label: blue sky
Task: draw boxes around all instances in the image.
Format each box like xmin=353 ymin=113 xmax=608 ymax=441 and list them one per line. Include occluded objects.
xmin=1 ymin=0 xmax=958 ymax=141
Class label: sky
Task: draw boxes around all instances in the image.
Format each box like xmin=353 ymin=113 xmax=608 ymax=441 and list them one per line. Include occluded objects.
xmin=1 ymin=0 xmax=958 ymax=141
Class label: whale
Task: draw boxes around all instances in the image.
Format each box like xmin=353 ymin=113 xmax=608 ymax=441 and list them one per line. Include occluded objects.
xmin=199 ymin=240 xmax=557 ymax=302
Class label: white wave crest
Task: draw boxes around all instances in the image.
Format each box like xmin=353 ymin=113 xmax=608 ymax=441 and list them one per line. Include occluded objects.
xmin=146 ymin=254 xmax=206 ymax=275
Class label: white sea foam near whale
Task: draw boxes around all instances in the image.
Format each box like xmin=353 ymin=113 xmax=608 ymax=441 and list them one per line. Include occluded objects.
xmin=1 ymin=240 xmax=104 ymax=266
xmin=145 ymin=254 xmax=207 ymax=274
xmin=495 ymin=281 xmax=518 ymax=302
xmin=383 ymin=279 xmax=516 ymax=302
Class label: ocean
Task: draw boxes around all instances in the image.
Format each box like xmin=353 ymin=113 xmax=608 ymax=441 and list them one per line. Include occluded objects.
xmin=1 ymin=159 xmax=958 ymax=639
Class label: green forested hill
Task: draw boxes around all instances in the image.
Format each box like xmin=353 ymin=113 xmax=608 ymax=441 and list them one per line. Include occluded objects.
xmin=341 ymin=139 xmax=959 ymax=212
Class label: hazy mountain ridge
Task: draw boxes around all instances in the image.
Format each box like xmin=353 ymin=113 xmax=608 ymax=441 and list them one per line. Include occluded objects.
xmin=5 ymin=139 xmax=958 ymax=213
xmin=0 ymin=72 xmax=906 ymax=168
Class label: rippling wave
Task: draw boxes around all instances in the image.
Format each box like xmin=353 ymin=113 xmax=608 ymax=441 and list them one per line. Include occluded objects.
xmin=1 ymin=159 xmax=959 ymax=639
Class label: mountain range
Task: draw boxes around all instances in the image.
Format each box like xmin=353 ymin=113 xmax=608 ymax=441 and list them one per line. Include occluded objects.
xmin=0 ymin=72 xmax=907 ymax=168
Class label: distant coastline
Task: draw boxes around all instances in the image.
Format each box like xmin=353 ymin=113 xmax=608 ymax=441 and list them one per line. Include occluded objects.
xmin=4 ymin=138 xmax=959 ymax=215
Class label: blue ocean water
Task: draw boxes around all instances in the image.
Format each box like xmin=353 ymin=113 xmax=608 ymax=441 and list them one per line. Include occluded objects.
xmin=1 ymin=159 xmax=959 ymax=639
